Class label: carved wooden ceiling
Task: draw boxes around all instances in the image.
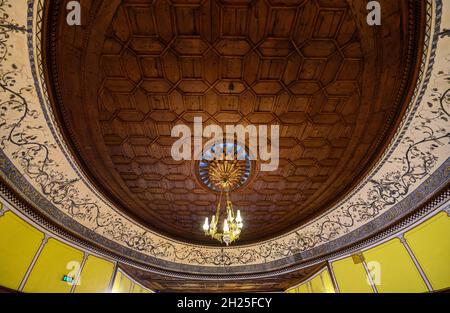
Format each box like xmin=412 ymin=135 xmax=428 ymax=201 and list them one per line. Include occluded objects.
xmin=45 ymin=0 xmax=423 ymax=244
xmin=119 ymin=262 xmax=324 ymax=292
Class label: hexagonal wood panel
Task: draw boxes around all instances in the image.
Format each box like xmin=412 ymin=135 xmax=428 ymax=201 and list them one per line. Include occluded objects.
xmin=120 ymin=262 xmax=324 ymax=292
xmin=45 ymin=0 xmax=424 ymax=244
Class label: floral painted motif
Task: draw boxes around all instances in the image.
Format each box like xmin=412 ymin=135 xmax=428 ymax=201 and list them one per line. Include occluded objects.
xmin=0 ymin=0 xmax=448 ymax=270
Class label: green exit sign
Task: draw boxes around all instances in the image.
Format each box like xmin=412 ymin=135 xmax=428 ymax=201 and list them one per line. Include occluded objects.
xmin=62 ymin=275 xmax=74 ymax=283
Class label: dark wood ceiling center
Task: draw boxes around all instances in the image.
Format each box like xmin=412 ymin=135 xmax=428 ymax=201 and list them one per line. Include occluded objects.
xmin=45 ymin=0 xmax=424 ymax=245
xmin=119 ymin=262 xmax=324 ymax=293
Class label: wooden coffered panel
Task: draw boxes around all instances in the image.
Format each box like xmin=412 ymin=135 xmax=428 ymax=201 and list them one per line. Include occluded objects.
xmin=44 ymin=0 xmax=424 ymax=244
xmin=119 ymin=262 xmax=324 ymax=292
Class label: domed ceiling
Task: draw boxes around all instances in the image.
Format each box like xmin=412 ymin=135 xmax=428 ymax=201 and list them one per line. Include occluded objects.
xmin=1 ymin=0 xmax=449 ymax=284
xmin=45 ymin=0 xmax=421 ymax=244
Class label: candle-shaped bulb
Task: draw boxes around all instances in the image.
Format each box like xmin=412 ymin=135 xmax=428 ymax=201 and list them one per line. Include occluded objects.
xmin=223 ymin=219 xmax=229 ymax=233
xmin=236 ymin=210 xmax=242 ymax=223
xmin=203 ymin=217 xmax=209 ymax=231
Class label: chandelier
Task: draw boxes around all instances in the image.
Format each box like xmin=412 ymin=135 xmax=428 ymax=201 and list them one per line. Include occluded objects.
xmin=203 ymin=190 xmax=243 ymax=246
xmin=199 ymin=142 xmax=250 ymax=245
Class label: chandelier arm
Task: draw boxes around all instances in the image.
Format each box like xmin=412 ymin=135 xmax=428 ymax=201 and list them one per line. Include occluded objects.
xmin=215 ymin=191 xmax=222 ymax=224
xmin=225 ymin=191 xmax=235 ymax=219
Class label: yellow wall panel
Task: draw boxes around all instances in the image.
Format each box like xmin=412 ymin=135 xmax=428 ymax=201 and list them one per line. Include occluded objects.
xmin=286 ymin=210 xmax=450 ymax=293
xmin=285 ymin=269 xmax=335 ymax=293
xmin=22 ymin=238 xmax=84 ymax=293
xmin=112 ymin=271 xmax=132 ymax=293
xmin=363 ymin=238 xmax=427 ymax=293
xmin=306 ymin=281 xmax=313 ymax=293
xmin=132 ymin=284 xmax=143 ymax=293
xmin=119 ymin=275 xmax=132 ymax=293
xmin=74 ymin=255 xmax=114 ymax=293
xmin=111 ymin=271 xmax=122 ymax=293
xmin=0 ymin=212 xmax=44 ymax=290
xmin=332 ymin=256 xmax=373 ymax=293
xmin=298 ymin=283 xmax=309 ymax=293
xmin=321 ymin=269 xmax=335 ymax=293
xmin=310 ymin=274 xmax=324 ymax=293
xmin=405 ymin=212 xmax=450 ymax=290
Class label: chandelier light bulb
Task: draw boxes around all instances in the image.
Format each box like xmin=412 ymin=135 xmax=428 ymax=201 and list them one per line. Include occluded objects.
xmin=203 ymin=217 xmax=209 ymax=231
xmin=236 ymin=210 xmax=242 ymax=223
xmin=201 ymin=186 xmax=244 ymax=244
xmin=223 ymin=219 xmax=229 ymax=233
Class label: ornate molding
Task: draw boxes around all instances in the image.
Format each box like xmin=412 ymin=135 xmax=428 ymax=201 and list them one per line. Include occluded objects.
xmin=0 ymin=0 xmax=448 ymax=273
xmin=1 ymin=178 xmax=448 ymax=280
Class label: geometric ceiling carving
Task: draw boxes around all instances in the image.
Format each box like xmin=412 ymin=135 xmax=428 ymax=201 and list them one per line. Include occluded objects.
xmin=119 ymin=262 xmax=324 ymax=293
xmin=5 ymin=0 xmax=450 ymax=296
xmin=47 ymin=0 xmax=421 ymax=244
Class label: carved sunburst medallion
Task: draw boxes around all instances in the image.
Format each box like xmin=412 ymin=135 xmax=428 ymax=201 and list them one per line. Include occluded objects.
xmin=198 ymin=143 xmax=251 ymax=192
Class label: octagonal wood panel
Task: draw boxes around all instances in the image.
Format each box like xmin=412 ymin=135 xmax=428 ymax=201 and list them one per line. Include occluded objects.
xmin=45 ymin=0 xmax=424 ymax=244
